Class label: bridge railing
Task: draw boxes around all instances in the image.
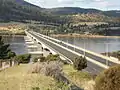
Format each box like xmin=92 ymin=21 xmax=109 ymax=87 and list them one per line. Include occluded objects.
xmin=26 ymin=30 xmax=73 ymax=64
xmin=31 ymin=31 xmax=120 ymax=64
xmin=27 ymin=31 xmax=110 ymax=69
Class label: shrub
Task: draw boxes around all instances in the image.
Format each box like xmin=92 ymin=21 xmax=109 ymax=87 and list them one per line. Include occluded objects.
xmin=33 ymin=57 xmax=39 ymax=63
xmin=33 ymin=56 xmax=46 ymax=63
xmin=0 ymin=36 xmax=16 ymax=59
xmin=7 ymin=51 xmax=16 ymax=59
xmin=15 ymin=54 xmax=31 ymax=64
xmin=29 ymin=61 xmax=63 ymax=80
xmin=73 ymin=56 xmax=87 ymax=71
xmin=32 ymin=87 xmax=40 ymax=90
xmin=39 ymin=56 xmax=46 ymax=62
xmin=94 ymin=65 xmax=120 ymax=90
xmin=46 ymin=54 xmax=61 ymax=62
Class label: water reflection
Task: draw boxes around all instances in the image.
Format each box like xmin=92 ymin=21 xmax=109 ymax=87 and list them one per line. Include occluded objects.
xmin=3 ymin=36 xmax=28 ymax=55
xmin=57 ymin=37 xmax=120 ymax=53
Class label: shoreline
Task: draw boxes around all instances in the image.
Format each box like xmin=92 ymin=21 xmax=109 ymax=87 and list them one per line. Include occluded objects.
xmin=0 ymin=34 xmax=26 ymax=37
xmin=52 ymin=34 xmax=120 ymax=38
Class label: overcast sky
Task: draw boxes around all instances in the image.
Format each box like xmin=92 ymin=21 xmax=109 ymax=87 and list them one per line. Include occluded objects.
xmin=24 ymin=0 xmax=120 ymax=10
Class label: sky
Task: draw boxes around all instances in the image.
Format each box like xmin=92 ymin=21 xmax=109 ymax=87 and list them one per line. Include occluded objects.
xmin=24 ymin=0 xmax=120 ymax=10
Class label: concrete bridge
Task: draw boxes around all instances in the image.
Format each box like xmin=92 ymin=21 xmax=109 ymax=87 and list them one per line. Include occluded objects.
xmin=25 ymin=30 xmax=120 ymax=74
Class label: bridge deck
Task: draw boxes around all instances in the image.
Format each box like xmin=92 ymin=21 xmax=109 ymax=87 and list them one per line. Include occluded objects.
xmin=27 ymin=31 xmax=110 ymax=74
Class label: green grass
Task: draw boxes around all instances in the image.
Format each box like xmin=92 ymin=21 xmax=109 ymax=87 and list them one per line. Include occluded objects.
xmin=63 ymin=65 xmax=95 ymax=90
xmin=0 ymin=64 xmax=58 ymax=90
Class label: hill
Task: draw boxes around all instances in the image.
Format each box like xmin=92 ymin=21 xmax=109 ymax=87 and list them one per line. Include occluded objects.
xmin=46 ymin=7 xmax=101 ymax=15
xmin=0 ymin=0 xmax=119 ymax=24
xmin=0 ymin=0 xmax=62 ymax=24
xmin=47 ymin=7 xmax=120 ymax=17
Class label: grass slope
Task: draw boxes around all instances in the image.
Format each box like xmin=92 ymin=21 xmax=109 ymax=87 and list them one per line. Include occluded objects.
xmin=0 ymin=64 xmax=57 ymax=90
xmin=63 ymin=65 xmax=95 ymax=90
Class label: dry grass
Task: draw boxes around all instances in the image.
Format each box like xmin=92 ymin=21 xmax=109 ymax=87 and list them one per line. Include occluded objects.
xmin=29 ymin=61 xmax=63 ymax=82
xmin=63 ymin=65 xmax=95 ymax=90
xmin=0 ymin=64 xmax=58 ymax=90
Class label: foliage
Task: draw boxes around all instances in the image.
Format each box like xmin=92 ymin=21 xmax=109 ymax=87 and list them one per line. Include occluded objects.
xmin=33 ymin=56 xmax=46 ymax=63
xmin=33 ymin=54 xmax=60 ymax=63
xmin=55 ymin=82 xmax=70 ymax=90
xmin=95 ymin=65 xmax=120 ymax=90
xmin=32 ymin=87 xmax=40 ymax=90
xmin=14 ymin=54 xmax=31 ymax=64
xmin=46 ymin=54 xmax=61 ymax=62
xmin=0 ymin=36 xmax=16 ymax=59
xmin=7 ymin=51 xmax=16 ymax=59
xmin=33 ymin=57 xmax=40 ymax=63
xmin=0 ymin=0 xmax=65 ymax=24
xmin=73 ymin=56 xmax=87 ymax=71
xmin=39 ymin=56 xmax=46 ymax=62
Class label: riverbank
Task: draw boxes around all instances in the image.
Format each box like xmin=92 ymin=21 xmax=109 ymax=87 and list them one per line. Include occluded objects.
xmin=52 ymin=34 xmax=120 ymax=38
xmin=0 ymin=23 xmax=26 ymax=35
xmin=0 ymin=34 xmax=26 ymax=37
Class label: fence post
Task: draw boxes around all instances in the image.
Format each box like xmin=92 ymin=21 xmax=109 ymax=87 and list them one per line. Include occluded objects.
xmin=10 ymin=59 xmax=12 ymax=67
xmin=0 ymin=60 xmax=2 ymax=68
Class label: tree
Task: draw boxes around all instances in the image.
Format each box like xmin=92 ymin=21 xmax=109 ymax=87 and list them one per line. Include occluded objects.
xmin=14 ymin=54 xmax=31 ymax=64
xmin=95 ymin=65 xmax=120 ymax=90
xmin=7 ymin=51 xmax=16 ymax=59
xmin=0 ymin=36 xmax=11 ymax=59
xmin=73 ymin=56 xmax=87 ymax=71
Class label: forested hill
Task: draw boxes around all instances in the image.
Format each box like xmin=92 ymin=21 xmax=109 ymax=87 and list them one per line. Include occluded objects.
xmin=46 ymin=7 xmax=120 ymax=17
xmin=45 ymin=7 xmax=101 ymax=15
xmin=0 ymin=0 xmax=119 ymax=23
xmin=0 ymin=0 xmax=62 ymax=23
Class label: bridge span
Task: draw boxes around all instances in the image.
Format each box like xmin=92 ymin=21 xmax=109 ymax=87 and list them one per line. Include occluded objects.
xmin=25 ymin=30 xmax=120 ymax=74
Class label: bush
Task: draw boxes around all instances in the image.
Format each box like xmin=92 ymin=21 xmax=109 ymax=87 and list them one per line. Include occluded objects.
xmin=46 ymin=54 xmax=61 ymax=62
xmin=7 ymin=51 xmax=16 ymax=59
xmin=15 ymin=54 xmax=31 ymax=64
xmin=94 ymin=65 xmax=120 ymax=90
xmin=29 ymin=61 xmax=63 ymax=79
xmin=39 ymin=56 xmax=46 ymax=62
xmin=73 ymin=56 xmax=87 ymax=71
xmin=33 ymin=56 xmax=46 ymax=63
xmin=33 ymin=54 xmax=61 ymax=63
xmin=0 ymin=36 xmax=16 ymax=59
xmin=33 ymin=57 xmax=39 ymax=63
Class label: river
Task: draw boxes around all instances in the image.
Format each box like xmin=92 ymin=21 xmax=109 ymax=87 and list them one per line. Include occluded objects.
xmin=56 ymin=37 xmax=120 ymax=53
xmin=3 ymin=36 xmax=28 ymax=55
xmin=2 ymin=36 xmax=120 ymax=54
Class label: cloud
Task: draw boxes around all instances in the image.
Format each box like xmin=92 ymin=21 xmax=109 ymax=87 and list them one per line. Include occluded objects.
xmin=24 ymin=0 xmax=120 ymax=10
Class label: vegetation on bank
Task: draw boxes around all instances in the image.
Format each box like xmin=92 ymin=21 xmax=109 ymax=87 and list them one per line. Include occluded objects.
xmin=0 ymin=23 xmax=26 ymax=35
xmin=0 ymin=36 xmax=31 ymax=65
xmin=0 ymin=36 xmax=16 ymax=59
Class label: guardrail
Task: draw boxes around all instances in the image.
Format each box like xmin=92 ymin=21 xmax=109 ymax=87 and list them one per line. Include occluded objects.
xmin=32 ymin=31 xmax=120 ymax=64
xmin=26 ymin=30 xmax=109 ymax=69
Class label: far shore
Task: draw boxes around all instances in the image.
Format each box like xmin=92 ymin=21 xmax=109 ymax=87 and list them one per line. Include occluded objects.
xmin=52 ymin=34 xmax=120 ymax=38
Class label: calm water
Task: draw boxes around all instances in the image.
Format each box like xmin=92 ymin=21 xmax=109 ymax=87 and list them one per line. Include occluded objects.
xmin=3 ymin=36 xmax=28 ymax=55
xmin=3 ymin=36 xmax=120 ymax=54
xmin=56 ymin=37 xmax=120 ymax=53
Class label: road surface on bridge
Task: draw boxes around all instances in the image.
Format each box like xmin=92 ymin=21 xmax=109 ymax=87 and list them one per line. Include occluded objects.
xmin=27 ymin=31 xmax=113 ymax=74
